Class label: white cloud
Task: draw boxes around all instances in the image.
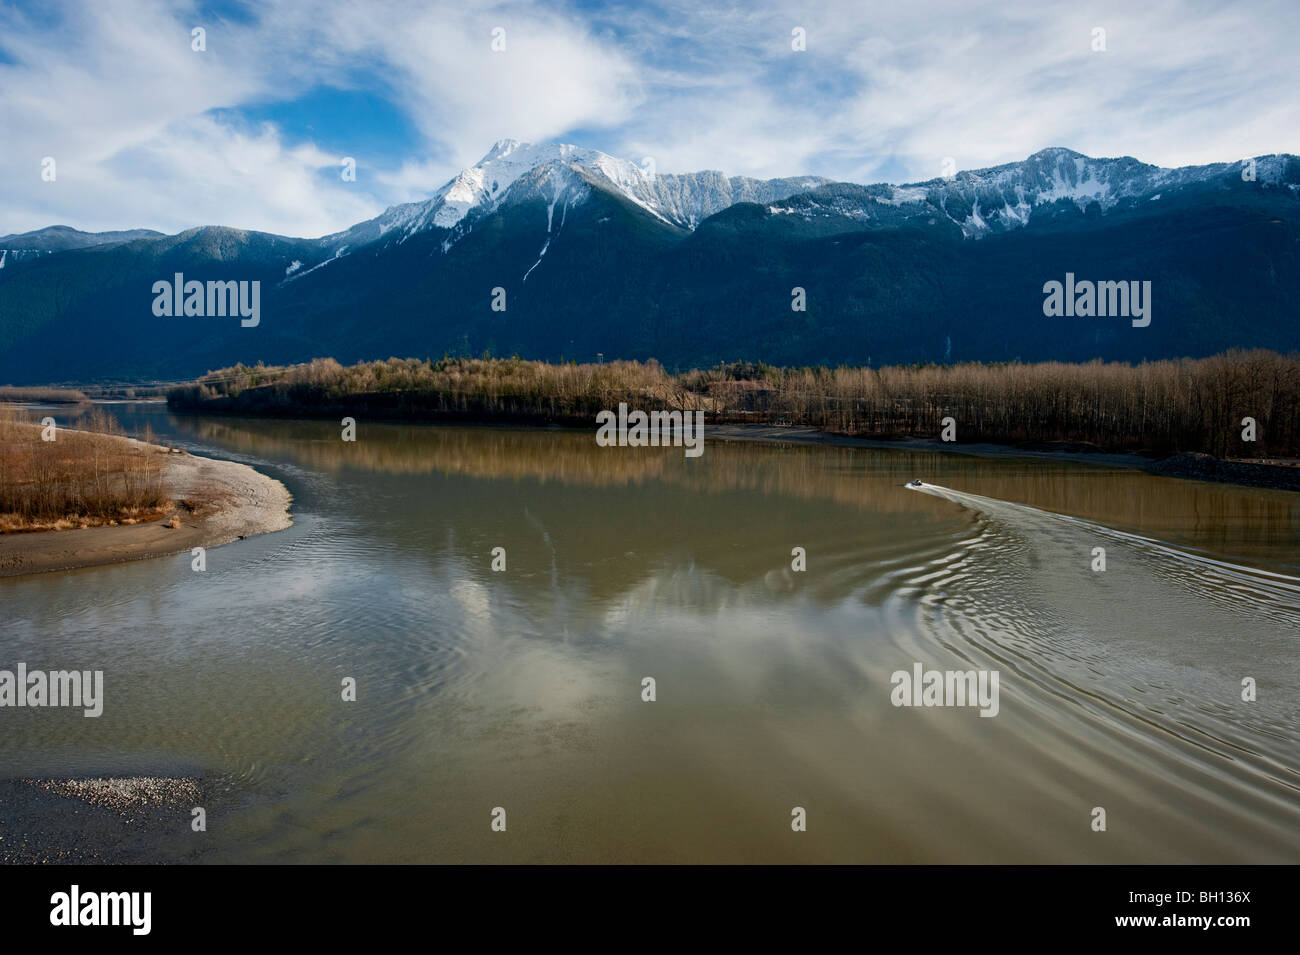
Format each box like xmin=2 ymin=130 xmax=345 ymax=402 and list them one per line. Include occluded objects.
xmin=602 ymin=0 xmax=1300 ymax=183
xmin=2 ymin=0 xmax=1297 ymax=237
xmin=2 ymin=0 xmax=641 ymax=236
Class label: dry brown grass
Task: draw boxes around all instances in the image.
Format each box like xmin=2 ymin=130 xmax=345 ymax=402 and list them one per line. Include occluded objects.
xmin=176 ymin=482 xmax=233 ymax=518
xmin=0 ymin=406 xmax=170 ymax=532
xmin=0 ymin=385 xmax=88 ymax=403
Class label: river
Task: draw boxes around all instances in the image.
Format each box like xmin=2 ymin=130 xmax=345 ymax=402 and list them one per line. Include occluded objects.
xmin=2 ymin=402 xmax=1297 ymax=862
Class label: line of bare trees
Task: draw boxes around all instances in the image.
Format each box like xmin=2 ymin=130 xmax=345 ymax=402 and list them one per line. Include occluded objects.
xmin=167 ymin=350 xmax=1300 ymax=457
xmin=690 ymin=351 xmax=1300 ymax=456
xmin=0 ymin=407 xmax=169 ymax=531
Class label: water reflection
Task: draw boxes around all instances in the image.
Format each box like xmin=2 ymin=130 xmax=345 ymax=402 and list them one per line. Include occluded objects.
xmin=0 ymin=404 xmax=1295 ymax=863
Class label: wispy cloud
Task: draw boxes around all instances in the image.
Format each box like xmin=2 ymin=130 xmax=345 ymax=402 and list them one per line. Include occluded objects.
xmin=3 ymin=0 xmax=1296 ymax=237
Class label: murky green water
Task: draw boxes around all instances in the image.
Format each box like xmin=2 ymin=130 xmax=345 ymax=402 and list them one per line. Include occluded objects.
xmin=2 ymin=403 xmax=1298 ymax=862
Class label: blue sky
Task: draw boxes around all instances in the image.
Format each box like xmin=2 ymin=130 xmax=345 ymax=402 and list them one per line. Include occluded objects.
xmin=3 ymin=0 xmax=1298 ymax=237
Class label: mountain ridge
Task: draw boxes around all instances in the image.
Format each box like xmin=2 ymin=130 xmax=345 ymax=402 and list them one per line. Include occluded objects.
xmin=6 ymin=143 xmax=1294 ymax=253
xmin=1 ymin=142 xmax=1298 ymax=383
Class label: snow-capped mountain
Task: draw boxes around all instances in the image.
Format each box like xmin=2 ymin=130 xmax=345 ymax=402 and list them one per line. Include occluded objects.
xmin=770 ymin=147 xmax=1298 ymax=237
xmin=3 ymin=141 xmax=1298 ymax=384
xmin=327 ymin=139 xmax=832 ymax=250
xmin=324 ymin=141 xmax=1299 ymax=258
xmin=8 ymin=143 xmax=1295 ymax=266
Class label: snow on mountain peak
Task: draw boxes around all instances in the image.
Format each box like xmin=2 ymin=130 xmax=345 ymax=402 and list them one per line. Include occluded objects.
xmin=333 ymin=139 xmax=825 ymax=249
xmin=434 ymin=140 xmax=652 ymax=228
xmin=330 ymin=142 xmax=1296 ymax=254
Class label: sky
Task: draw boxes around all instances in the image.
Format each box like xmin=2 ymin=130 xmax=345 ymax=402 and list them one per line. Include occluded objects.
xmin=3 ymin=0 xmax=1297 ymax=238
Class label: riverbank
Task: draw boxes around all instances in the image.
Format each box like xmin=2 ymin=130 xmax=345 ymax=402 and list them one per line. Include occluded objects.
xmin=707 ymin=424 xmax=1300 ymax=492
xmin=0 ymin=433 xmax=292 ymax=578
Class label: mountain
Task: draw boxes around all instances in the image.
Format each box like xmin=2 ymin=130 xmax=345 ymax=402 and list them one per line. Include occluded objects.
xmin=0 ymin=225 xmax=167 ymax=271
xmin=1 ymin=143 xmax=1298 ymax=383
xmin=783 ymin=147 xmax=1297 ymax=237
xmin=0 ymin=225 xmax=166 ymax=253
xmin=325 ymin=140 xmax=831 ymax=249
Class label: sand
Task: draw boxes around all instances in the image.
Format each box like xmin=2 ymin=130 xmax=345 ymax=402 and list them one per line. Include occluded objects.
xmin=0 ymin=435 xmax=292 ymax=578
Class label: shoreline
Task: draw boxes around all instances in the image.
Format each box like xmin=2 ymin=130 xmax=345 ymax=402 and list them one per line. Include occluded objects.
xmin=706 ymin=424 xmax=1300 ymax=491
xmin=707 ymin=424 xmax=1152 ymax=468
xmin=0 ymin=433 xmax=293 ymax=579
xmin=164 ymin=402 xmax=1300 ymax=493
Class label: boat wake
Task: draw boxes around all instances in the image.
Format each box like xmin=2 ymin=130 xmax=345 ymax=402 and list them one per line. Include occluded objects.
xmin=893 ymin=480 xmax=1300 ymax=851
